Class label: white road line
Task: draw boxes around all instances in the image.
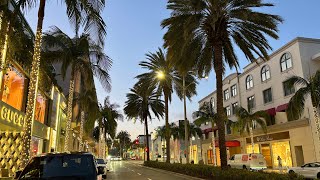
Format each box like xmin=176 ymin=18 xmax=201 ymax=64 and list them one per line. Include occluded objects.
xmin=137 ymin=173 xmax=141 ymax=175
xmin=131 ymin=170 xmax=135 ymax=172
xmin=147 ymin=178 xmax=152 ymax=180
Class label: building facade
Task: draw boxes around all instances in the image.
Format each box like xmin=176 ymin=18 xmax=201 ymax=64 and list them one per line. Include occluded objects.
xmin=197 ymin=37 xmax=320 ymax=168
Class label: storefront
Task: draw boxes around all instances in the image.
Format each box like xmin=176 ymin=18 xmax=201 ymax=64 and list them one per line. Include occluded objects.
xmin=205 ymin=140 xmax=241 ymax=165
xmin=246 ymin=131 xmax=293 ymax=168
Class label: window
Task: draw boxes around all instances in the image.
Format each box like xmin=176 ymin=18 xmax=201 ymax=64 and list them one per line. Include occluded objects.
xmin=280 ymin=53 xmax=292 ymax=72
xmin=247 ymin=95 xmax=255 ymax=112
xmin=231 ymin=84 xmax=237 ymax=97
xmin=225 ymin=106 xmax=231 ymax=116
xmin=0 ymin=65 xmax=27 ymax=111
xmin=232 ymin=102 xmax=238 ymax=115
xmin=263 ymin=88 xmax=273 ymax=104
xmin=246 ymin=75 xmax=254 ymax=89
xmin=210 ymin=97 xmax=215 ymax=108
xmin=261 ymin=65 xmax=271 ymax=82
xmin=283 ymin=80 xmax=295 ymax=96
xmin=224 ymin=89 xmax=230 ymax=100
xmin=35 ymin=92 xmax=48 ymax=124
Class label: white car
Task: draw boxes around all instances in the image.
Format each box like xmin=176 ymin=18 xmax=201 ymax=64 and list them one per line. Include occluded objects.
xmin=96 ymin=158 xmax=108 ymax=179
xmin=288 ymin=162 xmax=320 ymax=179
xmin=228 ymin=153 xmax=267 ymax=170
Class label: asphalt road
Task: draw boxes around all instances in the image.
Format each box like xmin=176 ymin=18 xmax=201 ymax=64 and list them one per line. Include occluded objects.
xmin=106 ymin=160 xmax=202 ymax=180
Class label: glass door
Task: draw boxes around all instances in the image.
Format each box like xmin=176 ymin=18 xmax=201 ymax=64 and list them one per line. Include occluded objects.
xmin=261 ymin=143 xmax=272 ymax=168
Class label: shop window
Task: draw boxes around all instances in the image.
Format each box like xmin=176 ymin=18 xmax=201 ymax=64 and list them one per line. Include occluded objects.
xmin=31 ymin=136 xmax=43 ymax=157
xmin=35 ymin=92 xmax=48 ymax=124
xmin=0 ymin=65 xmax=26 ymax=111
xmin=272 ymin=141 xmax=292 ymax=168
xmin=246 ymin=144 xmax=260 ymax=154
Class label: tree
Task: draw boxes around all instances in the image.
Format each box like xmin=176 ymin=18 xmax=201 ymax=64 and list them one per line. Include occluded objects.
xmin=42 ymin=27 xmax=111 ymax=152
xmin=162 ymin=0 xmax=282 ymax=169
xmin=193 ymin=101 xmax=218 ymax=166
xmin=100 ymin=96 xmax=123 ymax=140
xmin=16 ymin=0 xmax=106 ymax=163
xmin=234 ymin=106 xmax=269 ymax=153
xmin=124 ymin=82 xmax=165 ymax=161
xmin=286 ymin=71 xmax=320 ymax=148
xmin=116 ymin=131 xmax=131 ymax=157
xmin=137 ymin=48 xmax=196 ymax=163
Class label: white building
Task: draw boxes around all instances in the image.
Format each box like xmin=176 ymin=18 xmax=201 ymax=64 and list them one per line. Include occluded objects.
xmin=197 ymin=37 xmax=320 ymax=168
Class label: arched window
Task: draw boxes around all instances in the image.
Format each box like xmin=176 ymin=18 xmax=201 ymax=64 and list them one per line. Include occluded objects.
xmin=280 ymin=53 xmax=292 ymax=72
xmin=261 ymin=65 xmax=271 ymax=82
xmin=246 ymin=75 xmax=254 ymax=89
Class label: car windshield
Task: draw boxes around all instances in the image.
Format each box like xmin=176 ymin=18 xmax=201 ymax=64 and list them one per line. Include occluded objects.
xmin=96 ymin=159 xmax=105 ymax=164
xmin=20 ymin=154 xmax=96 ymax=180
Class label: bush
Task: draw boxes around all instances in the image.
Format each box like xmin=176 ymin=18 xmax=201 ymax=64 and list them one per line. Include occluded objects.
xmin=144 ymin=161 xmax=303 ymax=180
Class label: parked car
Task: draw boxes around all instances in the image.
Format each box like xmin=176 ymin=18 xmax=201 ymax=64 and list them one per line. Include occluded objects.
xmin=14 ymin=152 xmax=106 ymax=180
xmin=228 ymin=153 xmax=267 ymax=170
xmin=288 ymin=162 xmax=320 ymax=179
xmin=96 ymin=158 xmax=109 ymax=176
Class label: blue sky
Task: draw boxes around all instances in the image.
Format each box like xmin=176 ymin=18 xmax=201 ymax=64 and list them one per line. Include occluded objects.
xmin=24 ymin=0 xmax=320 ymax=139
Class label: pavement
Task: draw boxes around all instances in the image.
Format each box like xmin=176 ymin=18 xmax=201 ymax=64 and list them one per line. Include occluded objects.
xmin=106 ymin=160 xmax=204 ymax=180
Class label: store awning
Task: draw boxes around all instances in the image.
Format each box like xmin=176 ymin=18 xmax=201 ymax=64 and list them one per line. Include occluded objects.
xmin=214 ymin=140 xmax=240 ymax=147
xmin=203 ymin=127 xmax=218 ymax=133
xmin=276 ymin=103 xmax=288 ymax=112
xmin=266 ymin=108 xmax=276 ymax=116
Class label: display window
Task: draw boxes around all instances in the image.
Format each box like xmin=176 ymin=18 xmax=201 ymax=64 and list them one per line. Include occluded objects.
xmin=31 ymin=136 xmax=43 ymax=157
xmin=34 ymin=92 xmax=47 ymax=124
xmin=272 ymin=141 xmax=292 ymax=168
xmin=0 ymin=65 xmax=26 ymax=111
xmin=246 ymin=144 xmax=260 ymax=153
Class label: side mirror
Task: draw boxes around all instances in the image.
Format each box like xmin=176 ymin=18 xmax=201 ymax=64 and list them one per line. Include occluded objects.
xmin=14 ymin=170 xmax=22 ymax=179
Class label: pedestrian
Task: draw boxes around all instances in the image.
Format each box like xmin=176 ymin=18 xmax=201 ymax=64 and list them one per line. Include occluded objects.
xmin=277 ymin=156 xmax=283 ymax=173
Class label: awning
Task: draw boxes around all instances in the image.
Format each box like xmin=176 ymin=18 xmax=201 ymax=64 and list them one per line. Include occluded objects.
xmin=276 ymin=103 xmax=288 ymax=112
xmin=214 ymin=140 xmax=240 ymax=147
xmin=202 ymin=127 xmax=218 ymax=133
xmin=266 ymin=108 xmax=276 ymax=116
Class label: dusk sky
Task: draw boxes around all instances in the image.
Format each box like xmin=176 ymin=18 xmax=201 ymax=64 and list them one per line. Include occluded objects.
xmin=24 ymin=0 xmax=320 ymax=140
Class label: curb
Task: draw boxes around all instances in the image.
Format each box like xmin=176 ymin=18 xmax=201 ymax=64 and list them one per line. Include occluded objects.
xmin=141 ymin=165 xmax=205 ymax=180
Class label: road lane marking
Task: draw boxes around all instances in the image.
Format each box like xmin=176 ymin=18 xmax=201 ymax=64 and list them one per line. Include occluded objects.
xmin=137 ymin=173 xmax=141 ymax=175
xmin=132 ymin=170 xmax=135 ymax=172
xmin=147 ymin=178 xmax=152 ymax=180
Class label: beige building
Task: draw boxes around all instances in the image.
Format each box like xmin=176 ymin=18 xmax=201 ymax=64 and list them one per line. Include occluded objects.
xmin=197 ymin=37 xmax=320 ymax=169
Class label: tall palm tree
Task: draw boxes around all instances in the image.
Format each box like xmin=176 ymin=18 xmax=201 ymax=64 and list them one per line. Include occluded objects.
xmin=17 ymin=0 xmax=106 ymax=163
xmin=137 ymin=48 xmax=196 ymax=163
xmin=234 ymin=107 xmax=269 ymax=153
xmin=193 ymin=101 xmax=218 ymax=166
xmin=100 ymin=96 xmax=123 ymax=140
xmin=124 ymin=82 xmax=165 ymax=161
xmin=286 ymin=71 xmax=320 ymax=145
xmin=41 ymin=27 xmax=111 ymax=152
xmin=162 ymin=0 xmax=282 ymax=168
xmin=116 ymin=131 xmax=131 ymax=158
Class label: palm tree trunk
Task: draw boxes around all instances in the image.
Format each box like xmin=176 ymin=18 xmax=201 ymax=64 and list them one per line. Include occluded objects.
xmin=183 ymin=75 xmax=189 ymax=164
xmin=164 ymin=91 xmax=170 ymax=163
xmin=249 ymin=125 xmax=254 ymax=153
xmin=79 ymin=111 xmax=85 ymax=150
xmin=313 ymin=107 xmax=320 ymax=157
xmin=211 ymin=123 xmax=217 ymax=166
xmin=214 ymin=43 xmax=228 ymax=169
xmin=22 ymin=0 xmax=46 ymax=165
xmin=64 ymin=78 xmax=75 ymax=152
xmin=145 ymin=115 xmax=150 ymax=161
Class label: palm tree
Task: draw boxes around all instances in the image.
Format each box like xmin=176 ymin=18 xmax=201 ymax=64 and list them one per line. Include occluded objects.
xmin=100 ymin=96 xmax=123 ymax=140
xmin=41 ymin=27 xmax=111 ymax=152
xmin=162 ymin=0 xmax=282 ymax=169
xmin=193 ymin=101 xmax=218 ymax=166
xmin=124 ymin=82 xmax=165 ymax=161
xmin=116 ymin=131 xmax=131 ymax=158
xmin=234 ymin=107 xmax=269 ymax=153
xmin=286 ymin=71 xmax=320 ymax=146
xmin=16 ymin=0 xmax=106 ymax=163
xmin=137 ymin=48 xmax=196 ymax=163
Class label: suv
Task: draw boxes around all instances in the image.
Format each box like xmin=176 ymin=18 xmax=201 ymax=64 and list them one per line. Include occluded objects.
xmin=96 ymin=158 xmax=109 ymax=175
xmin=15 ymin=152 xmax=106 ymax=180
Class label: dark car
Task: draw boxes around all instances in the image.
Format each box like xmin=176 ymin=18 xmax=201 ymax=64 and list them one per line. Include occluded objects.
xmin=15 ymin=152 xmax=106 ymax=180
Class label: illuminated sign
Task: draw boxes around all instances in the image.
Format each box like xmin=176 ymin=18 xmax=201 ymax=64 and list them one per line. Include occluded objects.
xmin=0 ymin=101 xmax=25 ymax=129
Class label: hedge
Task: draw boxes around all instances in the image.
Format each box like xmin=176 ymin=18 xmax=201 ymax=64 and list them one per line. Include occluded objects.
xmin=144 ymin=161 xmax=303 ymax=180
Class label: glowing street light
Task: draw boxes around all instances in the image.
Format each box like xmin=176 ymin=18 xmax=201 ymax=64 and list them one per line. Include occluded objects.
xmin=156 ymin=71 xmax=165 ymax=80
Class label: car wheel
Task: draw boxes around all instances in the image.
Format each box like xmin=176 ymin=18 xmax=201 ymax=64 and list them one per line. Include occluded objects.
xmin=243 ymin=165 xmax=247 ymax=170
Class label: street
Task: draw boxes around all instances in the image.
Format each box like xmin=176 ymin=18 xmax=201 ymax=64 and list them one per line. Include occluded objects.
xmin=107 ymin=160 xmax=202 ymax=180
